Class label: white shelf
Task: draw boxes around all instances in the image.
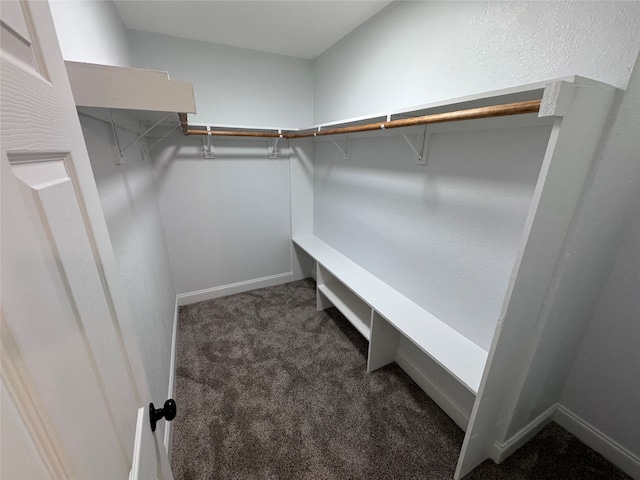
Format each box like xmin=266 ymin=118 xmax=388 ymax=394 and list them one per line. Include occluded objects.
xmin=187 ymin=75 xmax=588 ymax=138
xmin=294 ymin=235 xmax=488 ymax=394
xmin=290 ymin=76 xmax=621 ymax=478
xmin=318 ymin=281 xmax=372 ymax=340
xmin=65 ymin=61 xmax=196 ymax=115
xmin=302 ymin=79 xmax=550 ymax=131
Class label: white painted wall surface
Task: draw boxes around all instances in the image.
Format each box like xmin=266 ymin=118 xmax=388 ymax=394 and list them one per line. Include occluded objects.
xmin=151 ymin=137 xmax=293 ymax=297
xmin=124 ymin=30 xmax=313 ymax=301
xmin=560 ymin=198 xmax=640 ymax=462
xmin=313 ymin=1 xmax=640 ymax=124
xmin=50 ymin=0 xmax=131 ymax=67
xmin=128 ymin=29 xmax=313 ymax=127
xmin=79 ymin=109 xmax=176 ymax=409
xmin=313 ymin=123 xmax=551 ymax=350
xmin=548 ymin=55 xmax=639 ymax=473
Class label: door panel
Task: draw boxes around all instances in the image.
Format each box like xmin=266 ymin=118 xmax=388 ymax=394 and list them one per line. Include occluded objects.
xmin=11 ymin=154 xmax=139 ymax=449
xmin=0 ymin=379 xmax=51 ymax=479
xmin=0 ymin=0 xmax=41 ymax=71
xmin=1 ymin=1 xmax=168 ymax=478
xmin=2 ymin=153 xmax=131 ymax=477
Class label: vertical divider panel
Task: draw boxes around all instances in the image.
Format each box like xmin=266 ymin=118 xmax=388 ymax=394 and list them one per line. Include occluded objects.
xmin=367 ymin=311 xmax=401 ymax=372
xmin=316 ymin=263 xmax=334 ymax=311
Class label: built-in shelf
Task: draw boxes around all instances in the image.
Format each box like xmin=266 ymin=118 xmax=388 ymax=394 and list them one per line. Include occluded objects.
xmin=65 ymin=61 xmax=196 ymax=119
xmin=291 ymin=76 xmax=620 ymax=479
xmin=65 ymin=61 xmax=197 ymax=163
xmin=184 ymin=76 xmax=597 ymax=138
xmin=318 ymin=278 xmax=372 ymax=340
xmin=294 ymin=235 xmax=488 ymax=394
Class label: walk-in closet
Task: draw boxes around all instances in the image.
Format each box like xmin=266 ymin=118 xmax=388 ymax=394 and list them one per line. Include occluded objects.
xmin=2 ymin=1 xmax=638 ymax=479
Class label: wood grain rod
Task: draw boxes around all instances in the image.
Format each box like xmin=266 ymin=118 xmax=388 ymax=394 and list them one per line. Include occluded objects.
xmin=185 ymin=100 xmax=541 ymax=140
xmin=287 ymin=100 xmax=541 ymax=139
xmin=187 ymin=129 xmax=282 ymax=138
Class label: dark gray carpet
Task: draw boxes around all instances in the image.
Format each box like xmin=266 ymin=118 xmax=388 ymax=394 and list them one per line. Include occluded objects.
xmin=171 ymin=279 xmax=630 ymax=479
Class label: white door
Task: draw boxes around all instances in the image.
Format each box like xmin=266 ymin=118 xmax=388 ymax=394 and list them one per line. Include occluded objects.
xmin=0 ymin=1 xmax=172 ymax=478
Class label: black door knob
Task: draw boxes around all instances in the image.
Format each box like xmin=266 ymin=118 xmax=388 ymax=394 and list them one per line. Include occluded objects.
xmin=149 ymin=399 xmax=177 ymax=432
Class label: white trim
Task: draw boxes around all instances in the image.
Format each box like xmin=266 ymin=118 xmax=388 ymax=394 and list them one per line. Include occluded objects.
xmin=395 ymin=349 xmax=471 ymax=432
xmin=554 ymin=404 xmax=640 ymax=479
xmin=489 ymin=404 xmax=557 ymax=463
xmin=176 ymin=272 xmax=294 ymax=306
xmin=128 ymin=407 xmax=146 ymax=480
xmin=163 ymin=299 xmax=179 ymax=458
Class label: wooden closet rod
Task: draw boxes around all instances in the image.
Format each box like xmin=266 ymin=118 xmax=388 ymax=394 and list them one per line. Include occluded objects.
xmin=289 ymin=99 xmax=542 ymax=139
xmin=185 ymin=99 xmax=541 ymax=139
xmin=186 ymin=128 xmax=281 ymax=138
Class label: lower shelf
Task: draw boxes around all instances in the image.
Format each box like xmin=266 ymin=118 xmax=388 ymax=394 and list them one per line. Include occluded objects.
xmin=318 ymin=282 xmax=372 ymax=340
xmin=294 ymin=235 xmax=488 ymax=394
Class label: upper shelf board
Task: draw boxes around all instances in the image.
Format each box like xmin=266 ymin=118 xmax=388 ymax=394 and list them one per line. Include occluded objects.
xmin=65 ymin=61 xmax=196 ymax=115
xmin=185 ymin=75 xmax=616 ymax=137
xmin=302 ymin=75 xmax=618 ymax=133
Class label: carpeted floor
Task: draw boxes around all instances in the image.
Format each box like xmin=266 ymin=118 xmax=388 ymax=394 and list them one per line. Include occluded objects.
xmin=171 ymin=279 xmax=630 ymax=479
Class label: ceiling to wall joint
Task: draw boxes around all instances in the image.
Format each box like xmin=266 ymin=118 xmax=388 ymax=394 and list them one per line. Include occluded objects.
xmin=113 ymin=1 xmax=394 ymax=60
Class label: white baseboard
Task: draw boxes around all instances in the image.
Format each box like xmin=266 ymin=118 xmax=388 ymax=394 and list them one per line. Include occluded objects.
xmin=163 ymin=299 xmax=179 ymax=458
xmin=554 ymin=404 xmax=640 ymax=479
xmin=176 ymin=272 xmax=294 ymax=306
xmin=490 ymin=404 xmax=556 ymax=463
xmin=485 ymin=403 xmax=639 ymax=478
xmin=395 ymin=349 xmax=471 ymax=432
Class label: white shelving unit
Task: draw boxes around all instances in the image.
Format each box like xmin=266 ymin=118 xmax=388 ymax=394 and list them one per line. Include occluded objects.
xmin=64 ymin=61 xmax=196 ymax=164
xmin=290 ymin=75 xmax=621 ymax=479
xmin=65 ymin=61 xmax=196 ymax=115
xmin=296 ymin=236 xmax=488 ymax=394
xmin=317 ymin=276 xmax=372 ymax=340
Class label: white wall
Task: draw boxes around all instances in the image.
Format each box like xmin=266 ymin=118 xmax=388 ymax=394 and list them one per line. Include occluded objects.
xmin=128 ymin=29 xmax=313 ymax=127
xmin=561 ymin=195 xmax=640 ymax=444
xmin=559 ymin=198 xmax=640 ymax=472
xmin=50 ymin=0 xmax=131 ymax=67
xmin=78 ymin=109 xmax=177 ymax=410
xmin=553 ymin=54 xmax=639 ymax=474
xmin=313 ymin=122 xmax=551 ymax=350
xmin=151 ymin=136 xmax=294 ymax=299
xmin=126 ymin=30 xmax=315 ymax=300
xmin=313 ymin=1 xmax=640 ymax=124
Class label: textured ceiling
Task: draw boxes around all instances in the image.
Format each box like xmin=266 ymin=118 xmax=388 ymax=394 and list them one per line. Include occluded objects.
xmin=114 ymin=1 xmax=393 ymax=60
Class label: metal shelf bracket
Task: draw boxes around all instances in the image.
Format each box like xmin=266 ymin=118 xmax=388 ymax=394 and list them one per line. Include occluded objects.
xmin=148 ymin=123 xmax=181 ymax=154
xmin=269 ymin=130 xmax=283 ymax=159
xmin=109 ymin=109 xmax=123 ymax=165
xmin=203 ymin=126 xmax=215 ymax=159
xmin=400 ymin=127 xmax=429 ymax=165
xmin=321 ymin=132 xmax=349 ymax=160
xmin=109 ymin=110 xmax=172 ymax=164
